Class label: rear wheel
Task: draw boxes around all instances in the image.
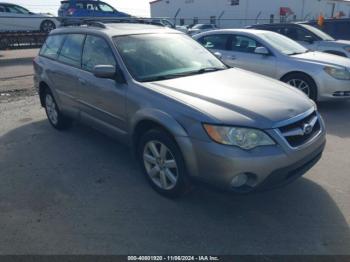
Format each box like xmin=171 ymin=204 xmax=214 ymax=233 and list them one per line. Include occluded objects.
xmin=282 ymin=73 xmax=317 ymax=101
xmin=40 ymin=20 xmax=56 ymax=32
xmin=138 ymin=129 xmax=191 ymax=198
xmin=44 ymin=89 xmax=72 ymax=130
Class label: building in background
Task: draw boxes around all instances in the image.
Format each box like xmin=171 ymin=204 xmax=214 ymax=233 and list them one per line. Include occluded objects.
xmin=150 ymin=0 xmax=350 ymax=27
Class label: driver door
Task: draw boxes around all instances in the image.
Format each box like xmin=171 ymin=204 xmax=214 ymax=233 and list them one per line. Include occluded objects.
xmin=224 ymin=34 xmax=277 ymax=78
xmin=77 ymin=35 xmax=127 ymax=134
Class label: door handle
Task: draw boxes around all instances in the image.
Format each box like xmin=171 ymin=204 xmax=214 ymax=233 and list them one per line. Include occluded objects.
xmin=228 ymin=55 xmax=236 ymax=60
xmin=78 ymin=78 xmax=87 ymax=85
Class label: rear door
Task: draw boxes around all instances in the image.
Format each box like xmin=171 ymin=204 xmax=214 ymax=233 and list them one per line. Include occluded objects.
xmin=54 ymin=33 xmax=86 ymax=116
xmin=77 ymin=34 xmax=127 ymax=134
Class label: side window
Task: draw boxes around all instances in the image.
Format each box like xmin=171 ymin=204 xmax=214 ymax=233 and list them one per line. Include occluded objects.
xmin=6 ymin=5 xmax=22 ymax=13
xmin=40 ymin=34 xmax=66 ymax=59
xmin=82 ymin=35 xmax=116 ymax=72
xmin=198 ymin=35 xmax=230 ymax=51
xmin=231 ymin=35 xmax=263 ymax=53
xmin=86 ymin=3 xmax=99 ymax=11
xmin=0 ymin=5 xmax=6 ymax=12
xmin=57 ymin=34 xmax=85 ymax=67
xmin=98 ymin=3 xmax=115 ymax=12
xmin=284 ymin=27 xmax=314 ymax=42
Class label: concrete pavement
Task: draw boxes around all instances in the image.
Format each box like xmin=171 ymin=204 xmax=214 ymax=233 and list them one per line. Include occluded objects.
xmin=0 ymin=95 xmax=349 ymax=255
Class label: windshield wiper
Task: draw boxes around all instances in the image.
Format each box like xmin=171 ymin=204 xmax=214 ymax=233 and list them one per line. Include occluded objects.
xmin=288 ymin=50 xmax=310 ymax=56
xmin=141 ymin=67 xmax=226 ymax=82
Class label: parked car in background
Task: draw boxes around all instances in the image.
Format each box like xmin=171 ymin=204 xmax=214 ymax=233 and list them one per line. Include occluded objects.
xmin=195 ymin=29 xmax=350 ymax=101
xmin=175 ymin=25 xmax=188 ymax=33
xmin=58 ymin=0 xmax=130 ymax=18
xmin=0 ymin=3 xmax=59 ymax=32
xmin=302 ymin=19 xmax=350 ymax=41
xmin=188 ymin=24 xmax=218 ymax=36
xmin=34 ymin=22 xmax=325 ymax=197
xmin=248 ymin=23 xmax=350 ymax=58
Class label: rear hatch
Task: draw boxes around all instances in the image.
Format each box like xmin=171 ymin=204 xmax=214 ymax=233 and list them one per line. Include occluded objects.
xmin=58 ymin=1 xmax=70 ymax=16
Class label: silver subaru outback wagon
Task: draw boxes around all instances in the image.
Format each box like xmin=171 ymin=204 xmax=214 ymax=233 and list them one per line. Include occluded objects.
xmin=33 ymin=22 xmax=326 ymax=197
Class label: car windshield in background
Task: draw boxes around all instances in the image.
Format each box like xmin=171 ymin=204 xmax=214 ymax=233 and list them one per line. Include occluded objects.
xmin=300 ymin=24 xmax=335 ymax=41
xmin=259 ymin=31 xmax=309 ymax=55
xmin=114 ymin=33 xmax=227 ymax=82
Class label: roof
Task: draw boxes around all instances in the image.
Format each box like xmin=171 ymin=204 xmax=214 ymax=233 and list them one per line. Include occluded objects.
xmin=53 ymin=22 xmax=180 ymax=37
xmin=150 ymin=0 xmax=163 ymax=5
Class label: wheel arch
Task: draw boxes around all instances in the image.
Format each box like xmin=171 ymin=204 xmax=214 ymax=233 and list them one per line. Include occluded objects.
xmin=131 ymin=109 xmax=189 ymax=151
xmin=131 ymin=109 xmax=199 ymax=177
xmin=280 ymin=71 xmax=318 ymax=100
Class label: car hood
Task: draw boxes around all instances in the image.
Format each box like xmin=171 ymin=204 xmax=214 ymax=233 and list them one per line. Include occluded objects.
xmin=292 ymin=51 xmax=350 ymax=69
xmin=145 ymin=68 xmax=314 ymax=129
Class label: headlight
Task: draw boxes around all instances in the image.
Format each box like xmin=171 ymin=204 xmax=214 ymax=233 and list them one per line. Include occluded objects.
xmin=324 ymin=66 xmax=350 ymax=80
xmin=343 ymin=46 xmax=350 ymax=52
xmin=203 ymin=124 xmax=275 ymax=150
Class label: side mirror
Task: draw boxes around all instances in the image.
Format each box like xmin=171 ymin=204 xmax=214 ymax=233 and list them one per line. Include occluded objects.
xmin=213 ymin=52 xmax=223 ymax=59
xmin=255 ymin=46 xmax=269 ymax=55
xmin=304 ymin=35 xmax=314 ymax=44
xmin=93 ymin=65 xmax=125 ymax=83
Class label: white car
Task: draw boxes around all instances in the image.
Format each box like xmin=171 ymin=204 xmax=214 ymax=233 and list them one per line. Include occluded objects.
xmin=0 ymin=3 xmax=59 ymax=32
xmin=194 ymin=29 xmax=350 ymax=101
xmin=188 ymin=24 xmax=217 ymax=36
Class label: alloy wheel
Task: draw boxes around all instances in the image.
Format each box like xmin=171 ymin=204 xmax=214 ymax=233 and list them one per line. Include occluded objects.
xmin=143 ymin=140 xmax=178 ymax=190
xmin=45 ymin=94 xmax=58 ymax=125
xmin=287 ymin=79 xmax=311 ymax=97
xmin=41 ymin=21 xmax=55 ymax=32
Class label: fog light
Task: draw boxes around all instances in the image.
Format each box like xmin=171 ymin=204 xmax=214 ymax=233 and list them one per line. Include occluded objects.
xmin=231 ymin=173 xmax=249 ymax=188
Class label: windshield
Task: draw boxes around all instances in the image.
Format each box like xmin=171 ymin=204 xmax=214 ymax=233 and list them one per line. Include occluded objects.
xmin=259 ymin=31 xmax=308 ymax=55
xmin=301 ymin=24 xmax=334 ymax=41
xmin=114 ymin=34 xmax=227 ymax=82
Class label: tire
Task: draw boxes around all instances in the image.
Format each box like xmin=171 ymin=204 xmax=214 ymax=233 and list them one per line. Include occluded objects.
xmin=138 ymin=129 xmax=192 ymax=198
xmin=281 ymin=73 xmax=317 ymax=101
xmin=40 ymin=20 xmax=56 ymax=33
xmin=43 ymin=89 xmax=72 ymax=130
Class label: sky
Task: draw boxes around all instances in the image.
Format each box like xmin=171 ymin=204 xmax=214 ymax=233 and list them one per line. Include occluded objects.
xmin=4 ymin=0 xmax=151 ymax=17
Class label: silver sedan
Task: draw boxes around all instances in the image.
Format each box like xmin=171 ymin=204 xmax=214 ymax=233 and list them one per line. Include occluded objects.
xmin=194 ymin=29 xmax=350 ymax=101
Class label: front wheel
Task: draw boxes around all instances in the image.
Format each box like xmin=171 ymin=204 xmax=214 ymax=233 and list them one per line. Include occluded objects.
xmin=282 ymin=73 xmax=317 ymax=101
xmin=138 ymin=129 xmax=192 ymax=198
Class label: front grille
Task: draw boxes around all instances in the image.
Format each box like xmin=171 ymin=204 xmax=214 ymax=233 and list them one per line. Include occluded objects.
xmin=278 ymin=111 xmax=321 ymax=148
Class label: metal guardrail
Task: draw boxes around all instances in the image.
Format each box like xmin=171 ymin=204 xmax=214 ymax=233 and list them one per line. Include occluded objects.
xmin=0 ymin=31 xmax=48 ymax=50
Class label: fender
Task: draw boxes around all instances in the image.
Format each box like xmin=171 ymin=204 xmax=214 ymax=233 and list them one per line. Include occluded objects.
xmin=131 ymin=108 xmax=199 ymax=178
xmin=131 ymin=108 xmax=189 ymax=138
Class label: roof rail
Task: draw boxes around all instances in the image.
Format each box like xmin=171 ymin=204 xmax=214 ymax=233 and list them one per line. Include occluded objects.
xmin=59 ymin=17 xmax=175 ymax=29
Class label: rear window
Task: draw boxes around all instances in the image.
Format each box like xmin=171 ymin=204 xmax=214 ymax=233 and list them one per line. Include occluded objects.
xmin=40 ymin=35 xmax=66 ymax=59
xmin=58 ymin=34 xmax=85 ymax=67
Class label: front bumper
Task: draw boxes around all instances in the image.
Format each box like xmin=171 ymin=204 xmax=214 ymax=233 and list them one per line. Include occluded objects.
xmin=316 ymin=73 xmax=350 ymax=101
xmin=178 ymin=115 xmax=326 ymax=192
